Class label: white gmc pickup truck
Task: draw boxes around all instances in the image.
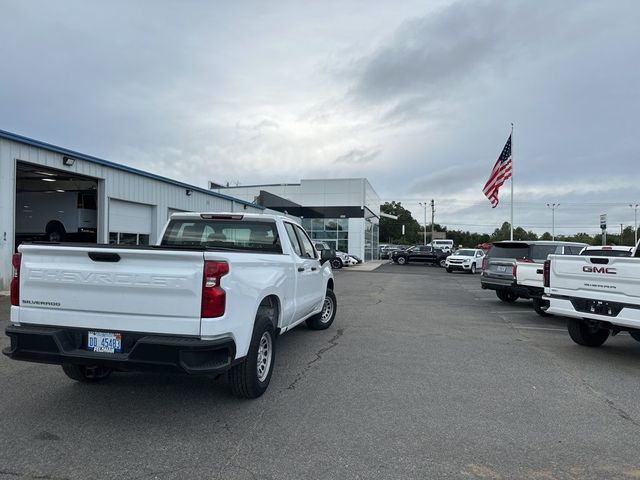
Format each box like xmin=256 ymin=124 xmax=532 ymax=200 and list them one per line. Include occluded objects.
xmin=3 ymin=213 xmax=337 ymax=398
xmin=544 ymin=240 xmax=640 ymax=347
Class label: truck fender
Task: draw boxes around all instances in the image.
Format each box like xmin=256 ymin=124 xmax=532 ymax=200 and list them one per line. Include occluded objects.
xmin=253 ymin=292 xmax=282 ymax=330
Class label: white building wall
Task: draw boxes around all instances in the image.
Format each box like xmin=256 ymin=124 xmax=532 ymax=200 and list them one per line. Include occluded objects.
xmin=0 ymin=136 xmax=263 ymax=290
xmin=347 ymin=218 xmax=365 ymax=260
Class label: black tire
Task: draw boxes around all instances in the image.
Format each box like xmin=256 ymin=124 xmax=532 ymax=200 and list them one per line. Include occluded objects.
xmin=470 ymin=263 xmax=477 ymax=274
xmin=62 ymin=364 xmax=112 ymax=383
xmin=306 ymin=289 xmax=337 ymax=330
xmin=48 ymin=230 xmax=64 ymax=242
xmin=397 ymin=256 xmax=407 ymax=265
xmin=439 ymin=258 xmax=447 ymax=268
xmin=229 ymin=315 xmax=276 ymax=399
xmin=330 ymin=258 xmax=343 ymax=269
xmin=630 ymin=332 xmax=640 ymax=342
xmin=567 ymin=318 xmax=609 ymax=347
xmin=532 ymin=297 xmax=552 ymax=317
xmin=446 ymin=267 xmax=453 ymax=273
xmin=496 ymin=290 xmax=518 ymax=303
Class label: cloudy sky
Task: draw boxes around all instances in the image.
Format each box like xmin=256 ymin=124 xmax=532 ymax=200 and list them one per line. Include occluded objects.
xmin=1 ymin=0 xmax=639 ymax=235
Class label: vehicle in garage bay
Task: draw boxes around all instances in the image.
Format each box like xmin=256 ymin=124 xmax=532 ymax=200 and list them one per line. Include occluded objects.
xmin=544 ymin=240 xmax=640 ymax=347
xmin=481 ymin=240 xmax=587 ymax=307
xmin=15 ymin=191 xmax=97 ymax=242
xmin=392 ymin=244 xmax=450 ymax=267
xmin=445 ymin=248 xmax=485 ymax=274
xmin=4 ymin=213 xmax=337 ymax=399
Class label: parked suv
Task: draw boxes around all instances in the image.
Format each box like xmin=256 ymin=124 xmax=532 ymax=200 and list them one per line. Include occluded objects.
xmin=392 ymin=245 xmax=450 ymax=267
xmin=481 ymin=241 xmax=586 ymax=303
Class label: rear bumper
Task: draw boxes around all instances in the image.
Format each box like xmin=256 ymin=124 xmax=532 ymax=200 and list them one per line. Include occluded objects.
xmin=481 ymin=276 xmax=534 ymax=299
xmin=2 ymin=325 xmax=237 ymax=375
xmin=547 ymin=296 xmax=640 ymax=329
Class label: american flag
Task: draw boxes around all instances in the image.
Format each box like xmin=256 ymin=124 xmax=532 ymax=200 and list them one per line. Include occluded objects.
xmin=482 ymin=135 xmax=512 ymax=208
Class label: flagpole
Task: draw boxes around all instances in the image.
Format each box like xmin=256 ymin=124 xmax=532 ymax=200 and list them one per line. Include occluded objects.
xmin=510 ymin=122 xmax=514 ymax=241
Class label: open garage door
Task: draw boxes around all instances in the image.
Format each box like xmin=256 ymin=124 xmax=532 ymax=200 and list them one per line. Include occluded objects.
xmin=109 ymin=199 xmax=152 ymax=245
xmin=15 ymin=162 xmax=98 ymax=246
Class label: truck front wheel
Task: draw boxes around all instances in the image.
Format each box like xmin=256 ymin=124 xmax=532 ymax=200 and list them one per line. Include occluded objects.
xmin=62 ymin=364 xmax=112 ymax=382
xmin=229 ymin=316 xmax=275 ymax=399
xmin=306 ymin=289 xmax=337 ymax=330
xmin=567 ymin=318 xmax=609 ymax=347
xmin=330 ymin=258 xmax=343 ymax=269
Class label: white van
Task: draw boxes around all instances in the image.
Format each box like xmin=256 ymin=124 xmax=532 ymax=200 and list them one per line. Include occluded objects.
xmin=16 ymin=191 xmax=97 ymax=241
xmin=431 ymin=239 xmax=454 ymax=251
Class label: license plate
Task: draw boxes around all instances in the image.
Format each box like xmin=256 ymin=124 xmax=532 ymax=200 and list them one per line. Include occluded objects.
xmin=496 ymin=266 xmax=507 ymax=272
xmin=87 ymin=331 xmax=122 ymax=353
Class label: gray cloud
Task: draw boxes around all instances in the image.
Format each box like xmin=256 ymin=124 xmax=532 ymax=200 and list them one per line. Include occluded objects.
xmin=334 ymin=148 xmax=381 ymax=165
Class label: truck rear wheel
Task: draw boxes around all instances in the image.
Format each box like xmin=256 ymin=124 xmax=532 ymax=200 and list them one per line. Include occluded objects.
xmin=62 ymin=364 xmax=112 ymax=382
xmin=229 ymin=315 xmax=275 ymax=399
xmin=532 ymin=297 xmax=552 ymax=317
xmin=306 ymin=289 xmax=337 ymax=330
xmin=567 ymin=318 xmax=609 ymax=347
xmin=496 ymin=290 xmax=518 ymax=303
xmin=630 ymin=332 xmax=640 ymax=342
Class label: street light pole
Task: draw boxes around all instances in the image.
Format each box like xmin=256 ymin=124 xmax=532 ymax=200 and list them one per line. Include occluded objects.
xmin=546 ymin=203 xmax=559 ymax=241
xmin=630 ymin=204 xmax=639 ymax=246
xmin=418 ymin=202 xmax=427 ymax=245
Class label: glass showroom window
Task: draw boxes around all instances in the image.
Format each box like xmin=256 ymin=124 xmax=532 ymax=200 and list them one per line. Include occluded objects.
xmin=301 ymin=217 xmax=349 ymax=252
xmin=109 ymin=232 xmax=150 ymax=245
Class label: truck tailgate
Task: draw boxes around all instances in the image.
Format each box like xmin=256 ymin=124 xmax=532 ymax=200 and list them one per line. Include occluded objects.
xmin=548 ymin=254 xmax=640 ymax=301
xmin=516 ymin=262 xmax=544 ymax=288
xmin=16 ymin=244 xmax=204 ymax=336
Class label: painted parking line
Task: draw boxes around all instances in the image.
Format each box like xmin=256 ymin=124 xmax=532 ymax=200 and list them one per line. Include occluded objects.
xmin=489 ymin=310 xmax=536 ymax=314
xmin=513 ymin=326 xmax=565 ymax=332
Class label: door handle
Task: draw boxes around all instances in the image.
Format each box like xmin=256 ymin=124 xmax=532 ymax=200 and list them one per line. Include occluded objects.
xmin=311 ymin=267 xmax=317 ymax=271
xmin=297 ymin=267 xmax=305 ymax=272
xmin=88 ymin=252 xmax=121 ymax=262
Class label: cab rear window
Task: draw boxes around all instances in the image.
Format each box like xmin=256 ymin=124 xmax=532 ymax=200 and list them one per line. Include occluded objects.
xmin=161 ymin=219 xmax=282 ymax=253
xmin=581 ymin=249 xmax=632 ymax=257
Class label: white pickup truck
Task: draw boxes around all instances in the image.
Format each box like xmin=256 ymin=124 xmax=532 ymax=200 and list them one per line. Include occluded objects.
xmin=544 ymin=240 xmax=640 ymax=347
xmin=3 ymin=213 xmax=337 ymax=398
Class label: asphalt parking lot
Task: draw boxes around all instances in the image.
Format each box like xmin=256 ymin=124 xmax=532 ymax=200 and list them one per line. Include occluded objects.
xmin=2 ymin=265 xmax=640 ymax=479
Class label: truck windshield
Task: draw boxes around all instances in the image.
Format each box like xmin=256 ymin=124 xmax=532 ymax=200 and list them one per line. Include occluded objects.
xmin=161 ymin=219 xmax=282 ymax=253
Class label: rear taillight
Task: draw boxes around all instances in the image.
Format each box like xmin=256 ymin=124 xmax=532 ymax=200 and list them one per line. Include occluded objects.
xmin=201 ymin=261 xmax=229 ymax=318
xmin=10 ymin=253 xmax=21 ymax=306
xmin=543 ymin=260 xmax=551 ymax=288
xmin=482 ymin=256 xmax=489 ymax=271
xmin=512 ymin=263 xmax=517 ymax=278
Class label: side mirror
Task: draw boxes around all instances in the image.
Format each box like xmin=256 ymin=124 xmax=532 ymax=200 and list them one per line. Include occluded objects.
xmin=320 ymin=248 xmax=335 ymax=264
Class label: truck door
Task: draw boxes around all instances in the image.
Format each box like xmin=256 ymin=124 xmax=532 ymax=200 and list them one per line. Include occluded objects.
xmin=284 ymin=223 xmax=324 ymax=321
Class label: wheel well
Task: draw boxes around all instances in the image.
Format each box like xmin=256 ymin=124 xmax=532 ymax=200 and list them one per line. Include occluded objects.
xmin=45 ymin=220 xmax=65 ymax=234
xmin=257 ymin=295 xmax=280 ymax=329
xmin=327 ymin=279 xmax=334 ymax=291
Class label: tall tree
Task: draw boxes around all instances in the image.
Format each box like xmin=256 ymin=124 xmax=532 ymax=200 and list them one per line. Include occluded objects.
xmin=379 ymin=202 xmax=422 ymax=244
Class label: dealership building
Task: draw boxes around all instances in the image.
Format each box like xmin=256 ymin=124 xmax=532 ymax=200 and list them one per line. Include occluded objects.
xmin=0 ymin=130 xmax=266 ymax=290
xmin=210 ymin=179 xmax=381 ymax=261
